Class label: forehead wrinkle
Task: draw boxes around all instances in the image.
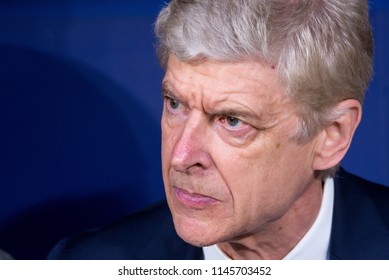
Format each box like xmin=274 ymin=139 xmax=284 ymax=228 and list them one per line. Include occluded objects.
xmin=163 ymin=63 xmax=206 ymax=109
xmin=203 ymin=66 xmax=289 ymax=117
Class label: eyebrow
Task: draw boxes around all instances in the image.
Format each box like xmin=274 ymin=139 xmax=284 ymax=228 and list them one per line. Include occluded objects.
xmin=161 ymin=83 xmax=174 ymax=98
xmin=162 ymin=83 xmax=183 ymax=102
xmin=162 ymin=83 xmax=195 ymax=113
xmin=209 ymin=108 xmax=257 ymax=120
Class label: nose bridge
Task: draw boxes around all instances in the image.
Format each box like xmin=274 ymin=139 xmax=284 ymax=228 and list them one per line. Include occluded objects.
xmin=171 ymin=111 xmax=210 ymax=172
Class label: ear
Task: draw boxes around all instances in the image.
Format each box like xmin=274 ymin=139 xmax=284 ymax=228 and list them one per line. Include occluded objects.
xmin=312 ymin=99 xmax=362 ymax=171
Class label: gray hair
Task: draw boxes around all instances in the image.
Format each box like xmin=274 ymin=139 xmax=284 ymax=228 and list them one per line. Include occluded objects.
xmin=155 ymin=0 xmax=373 ymax=177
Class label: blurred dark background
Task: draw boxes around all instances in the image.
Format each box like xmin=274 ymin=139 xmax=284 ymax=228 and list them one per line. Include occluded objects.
xmin=0 ymin=0 xmax=388 ymax=259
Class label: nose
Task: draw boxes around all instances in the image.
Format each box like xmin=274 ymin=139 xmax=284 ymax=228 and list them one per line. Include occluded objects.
xmin=170 ymin=113 xmax=212 ymax=174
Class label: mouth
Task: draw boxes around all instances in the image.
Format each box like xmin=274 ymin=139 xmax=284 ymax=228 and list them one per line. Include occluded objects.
xmin=173 ymin=187 xmax=218 ymax=209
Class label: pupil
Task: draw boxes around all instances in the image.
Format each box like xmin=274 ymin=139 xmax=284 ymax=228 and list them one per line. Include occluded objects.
xmin=227 ymin=116 xmax=239 ymax=126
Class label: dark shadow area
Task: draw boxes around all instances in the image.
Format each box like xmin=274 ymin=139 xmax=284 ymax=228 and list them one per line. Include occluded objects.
xmin=0 ymin=192 xmax=136 ymax=260
xmin=0 ymin=44 xmax=164 ymax=259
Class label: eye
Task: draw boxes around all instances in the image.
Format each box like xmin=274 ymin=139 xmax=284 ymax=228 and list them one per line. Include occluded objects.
xmin=226 ymin=116 xmax=241 ymax=128
xmin=169 ymin=98 xmax=180 ymax=110
xmin=220 ymin=115 xmax=244 ymax=130
xmin=217 ymin=115 xmax=255 ymax=140
xmin=164 ymin=96 xmax=186 ymax=116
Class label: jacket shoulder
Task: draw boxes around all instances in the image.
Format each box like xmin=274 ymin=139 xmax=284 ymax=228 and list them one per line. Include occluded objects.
xmin=331 ymin=168 xmax=389 ymax=259
xmin=48 ymin=200 xmax=202 ymax=260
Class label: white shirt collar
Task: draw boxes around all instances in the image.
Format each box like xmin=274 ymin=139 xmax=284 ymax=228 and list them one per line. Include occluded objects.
xmin=203 ymin=178 xmax=334 ymax=260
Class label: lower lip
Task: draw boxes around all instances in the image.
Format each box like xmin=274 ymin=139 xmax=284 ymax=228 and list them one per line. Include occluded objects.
xmin=174 ymin=187 xmax=218 ymax=209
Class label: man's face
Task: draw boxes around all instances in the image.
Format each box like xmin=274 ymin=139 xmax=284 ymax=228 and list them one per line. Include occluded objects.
xmin=161 ymin=55 xmax=321 ymax=247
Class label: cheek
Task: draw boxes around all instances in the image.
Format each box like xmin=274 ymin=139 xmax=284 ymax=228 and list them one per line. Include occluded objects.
xmin=161 ymin=124 xmax=177 ymax=202
xmin=161 ymin=121 xmax=175 ymax=174
xmin=210 ymin=143 xmax=264 ymax=203
xmin=161 ymin=116 xmax=177 ymax=151
xmin=212 ymin=140 xmax=285 ymax=209
xmin=224 ymin=140 xmax=315 ymax=209
xmin=215 ymin=139 xmax=277 ymax=184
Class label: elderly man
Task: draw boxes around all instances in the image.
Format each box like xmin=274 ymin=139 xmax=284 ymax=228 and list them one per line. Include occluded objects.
xmin=49 ymin=0 xmax=389 ymax=260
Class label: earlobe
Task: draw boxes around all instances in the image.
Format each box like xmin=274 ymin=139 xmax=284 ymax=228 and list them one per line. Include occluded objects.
xmin=312 ymin=99 xmax=362 ymax=171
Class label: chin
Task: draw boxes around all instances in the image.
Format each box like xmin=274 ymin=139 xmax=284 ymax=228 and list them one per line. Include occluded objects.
xmin=172 ymin=215 xmax=224 ymax=247
xmin=176 ymin=228 xmax=217 ymax=247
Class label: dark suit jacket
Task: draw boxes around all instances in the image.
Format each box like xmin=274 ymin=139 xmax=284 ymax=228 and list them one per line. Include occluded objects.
xmin=47 ymin=168 xmax=389 ymax=260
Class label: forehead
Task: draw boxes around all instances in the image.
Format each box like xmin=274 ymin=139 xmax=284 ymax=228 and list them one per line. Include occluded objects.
xmin=163 ymin=55 xmax=293 ymax=118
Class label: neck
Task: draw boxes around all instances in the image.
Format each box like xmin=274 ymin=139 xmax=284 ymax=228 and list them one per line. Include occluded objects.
xmin=218 ymin=178 xmax=324 ymax=260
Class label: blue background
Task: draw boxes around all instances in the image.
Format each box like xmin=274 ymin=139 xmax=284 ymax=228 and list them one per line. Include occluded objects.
xmin=0 ymin=0 xmax=388 ymax=259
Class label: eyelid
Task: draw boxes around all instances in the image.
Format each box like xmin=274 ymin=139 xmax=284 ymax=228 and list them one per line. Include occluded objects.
xmin=162 ymin=91 xmax=176 ymax=102
xmin=211 ymin=108 xmax=257 ymax=122
xmin=163 ymin=94 xmax=174 ymax=102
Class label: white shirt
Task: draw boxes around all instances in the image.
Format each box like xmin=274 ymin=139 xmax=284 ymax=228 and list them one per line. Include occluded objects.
xmin=203 ymin=178 xmax=334 ymax=260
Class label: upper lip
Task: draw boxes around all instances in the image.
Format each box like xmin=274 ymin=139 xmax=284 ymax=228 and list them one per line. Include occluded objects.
xmin=173 ymin=186 xmax=219 ymax=200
